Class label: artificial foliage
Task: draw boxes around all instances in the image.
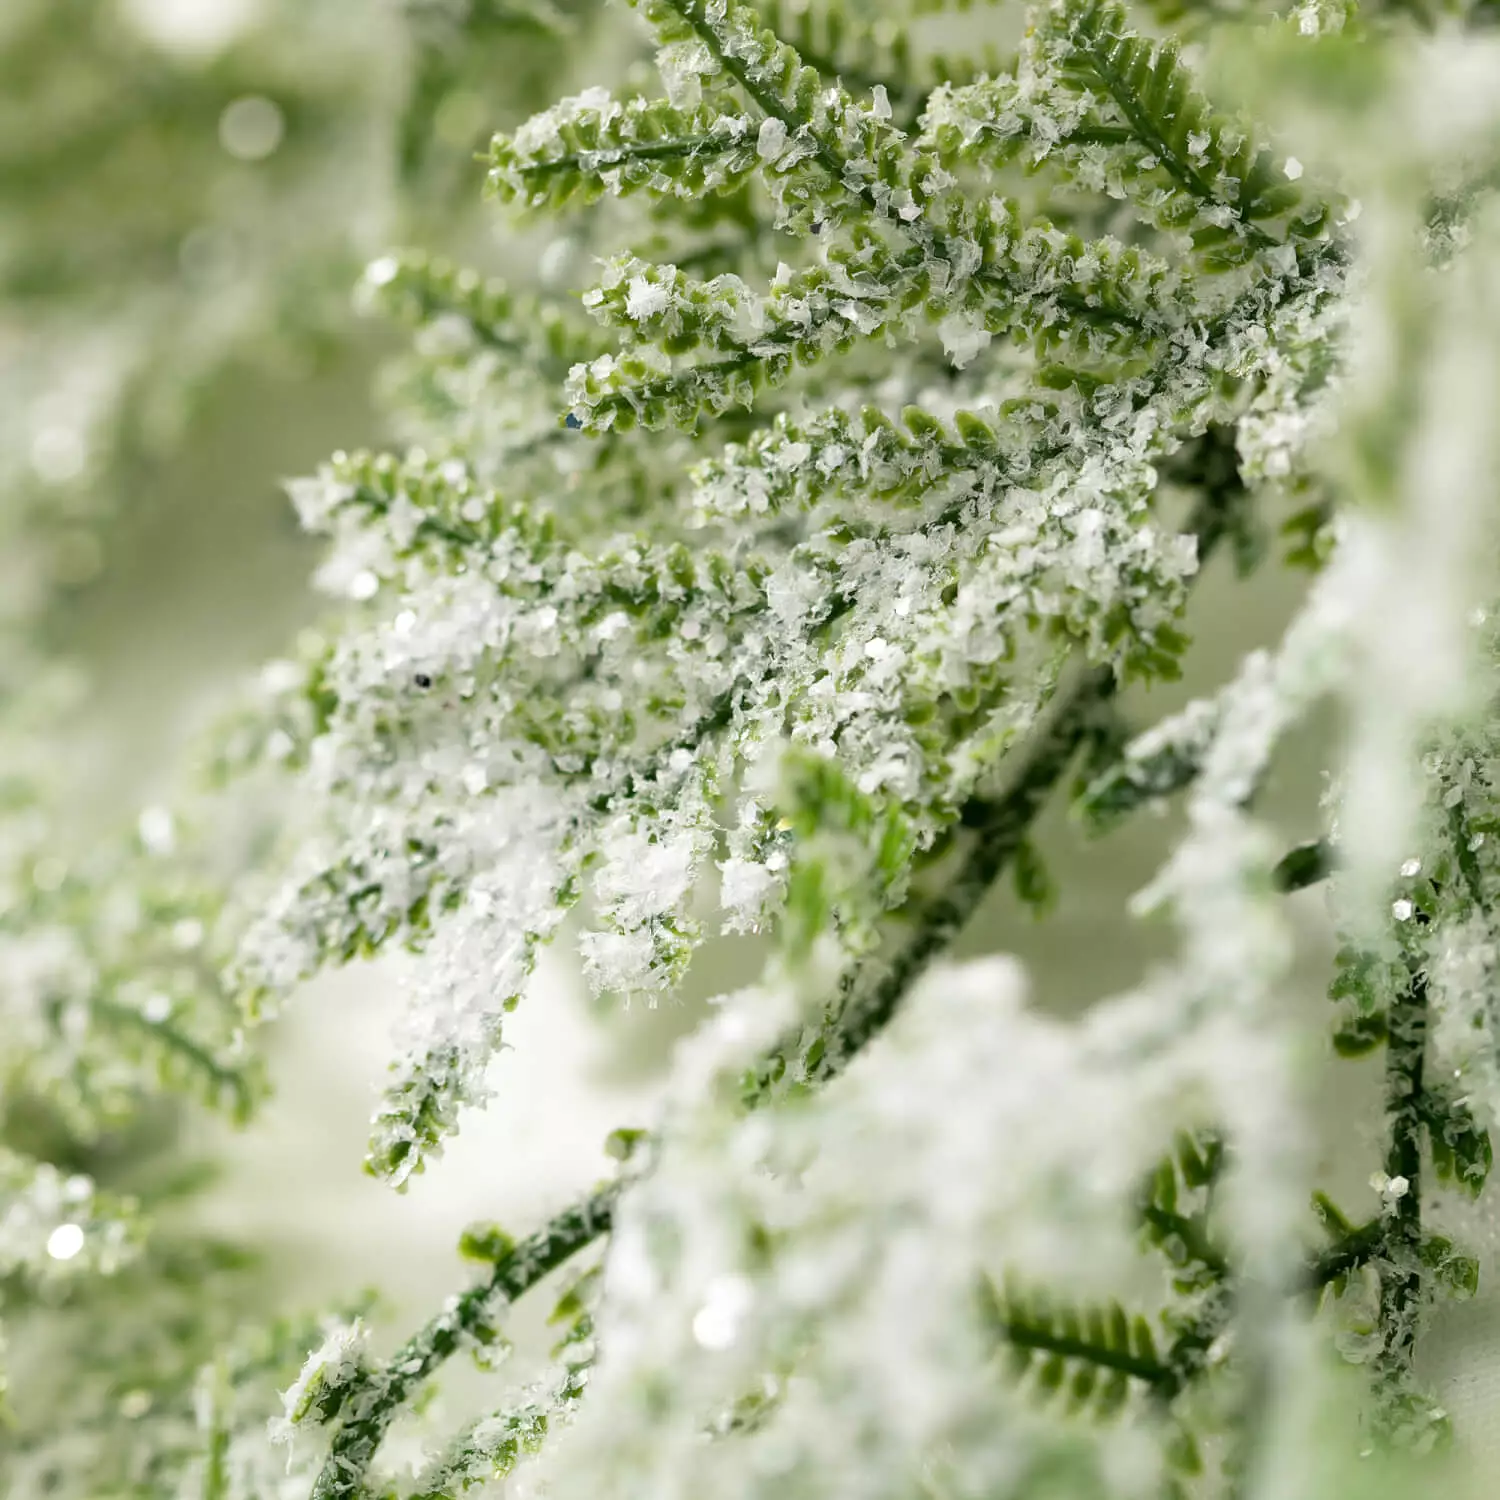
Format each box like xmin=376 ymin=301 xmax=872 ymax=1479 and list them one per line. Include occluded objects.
xmin=8 ymin=0 xmax=1500 ymax=1496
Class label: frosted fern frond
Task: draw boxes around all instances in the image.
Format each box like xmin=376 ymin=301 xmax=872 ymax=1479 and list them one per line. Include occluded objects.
xmin=924 ymin=0 xmax=1331 ymax=270
xmin=243 ymin=227 xmax=1243 ymax=1179
xmin=978 ymin=1276 xmax=1174 ymax=1413
xmin=749 ymin=0 xmax=931 ymax=117
xmin=622 ymin=0 xmax=1065 ymax=252
xmin=275 ymin=1317 xmax=374 ymax=1440
xmin=753 ymin=0 xmax=1008 ymax=114
xmin=0 ymin=1151 xmax=139 ymax=1285
xmin=0 ymin=796 xmax=262 ymax=1132
xmin=0 ymin=1151 xmax=141 ymax=1403
xmin=532 ymin=958 xmax=1237 ymax=1500
xmin=693 ymin=386 xmax=1203 ymax=691
xmin=567 ymin=206 xmax=1189 ymax=431
xmin=176 ymin=1296 xmax=386 ymax=1500
xmin=358 ymin=249 xmax=597 ymax=372
xmin=1076 ymin=695 xmax=1221 ymax=830
xmin=771 ymin=748 xmax=920 ymax=968
xmin=410 ymin=1401 xmax=551 ymax=1497
xmin=407 ymin=1267 xmax=598 ymax=1496
xmin=972 ymin=1129 xmax=1235 ymax=1454
xmin=239 ymin=448 xmax=771 ymax=1175
xmin=1137 ymin=1129 xmax=1229 ymax=1292
xmin=1421 ymin=1079 xmax=1493 ymax=1199
xmin=489 ymin=92 xmax=762 ymax=209
xmin=355 ymin=251 xmax=626 ymax=488
xmin=1074 ymin=506 xmax=1351 ymax=834
xmin=1402 ymin=665 xmax=1500 ymax=1157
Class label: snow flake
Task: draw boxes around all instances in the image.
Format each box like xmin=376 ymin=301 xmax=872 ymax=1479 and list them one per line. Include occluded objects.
xmin=756 ymin=117 xmax=788 ymax=163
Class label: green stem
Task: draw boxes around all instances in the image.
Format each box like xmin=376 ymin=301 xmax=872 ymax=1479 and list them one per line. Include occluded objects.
xmin=198 ymin=1354 xmax=232 ymax=1500
xmin=773 ymin=29 xmax=924 ymax=118
xmin=520 ymin=132 xmax=734 ymax=182
xmin=999 ymin=1316 xmax=1175 ymax=1388
xmin=1303 ymin=1218 xmax=1384 ymax=1293
xmin=1375 ymin=967 xmax=1428 ymax=1385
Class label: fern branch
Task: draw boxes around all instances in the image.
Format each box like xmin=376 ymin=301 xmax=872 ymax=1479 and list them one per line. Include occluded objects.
xmin=780 ymin=477 xmax=1243 ymax=1089
xmin=295 ymin=261 xmax=1280 ymax=1492
xmin=329 ymin=675 xmax=1118 ymax=1483
xmin=1141 ymin=1206 xmax=1229 ymax=1280
xmin=308 ymin=1185 xmax=618 ymax=1500
xmin=488 ymin=96 xmax=760 ymax=209
xmin=981 ymin=1277 xmax=1175 ymax=1391
xmin=360 ymin=249 xmax=601 ymax=375
xmin=293 ymin=397 xmax=1242 ymax=1497
xmin=409 ymin=1401 xmax=550 ymax=1499
xmin=1058 ymin=4 xmax=1277 ymax=253
xmin=568 ymin=197 xmax=1169 ymax=432
xmin=809 ymin=661 xmax=1120 ymax=1086
xmin=88 ymin=995 xmax=260 ymax=1124
xmin=633 ymin=0 xmax=1166 ymax=328
xmin=749 ymin=0 xmax=924 ymax=111
xmin=928 ymin=0 xmax=1324 ymax=273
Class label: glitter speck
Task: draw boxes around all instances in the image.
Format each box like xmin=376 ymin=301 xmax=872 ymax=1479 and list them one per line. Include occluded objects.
xmin=120 ymin=1390 xmax=152 ymax=1420
xmin=138 ymin=806 xmax=176 ymax=856
xmin=219 ymin=95 xmax=285 ymax=161
xmin=1400 ymin=858 xmax=1422 ymax=878
xmin=47 ymin=1223 xmax=86 ymax=1261
xmin=172 ymin=919 xmax=204 ymax=950
xmin=31 ymin=425 xmax=88 ymax=484
xmin=1392 ymin=899 xmax=1414 ymax=922
xmin=365 ymin=256 xmax=400 ymax=288
xmin=692 ymin=1274 xmax=754 ymax=1350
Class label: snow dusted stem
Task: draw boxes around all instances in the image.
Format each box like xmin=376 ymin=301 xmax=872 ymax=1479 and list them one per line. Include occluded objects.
xmin=308 ymin=484 xmax=1240 ymax=1500
xmin=1375 ymin=966 xmax=1428 ymax=1392
xmin=310 ymin=1188 xmax=618 ymax=1500
xmin=811 ymin=662 xmax=1120 ymax=1082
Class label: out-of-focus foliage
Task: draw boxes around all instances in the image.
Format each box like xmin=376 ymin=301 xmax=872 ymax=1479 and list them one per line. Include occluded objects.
xmin=0 ymin=0 xmax=589 ymax=1491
